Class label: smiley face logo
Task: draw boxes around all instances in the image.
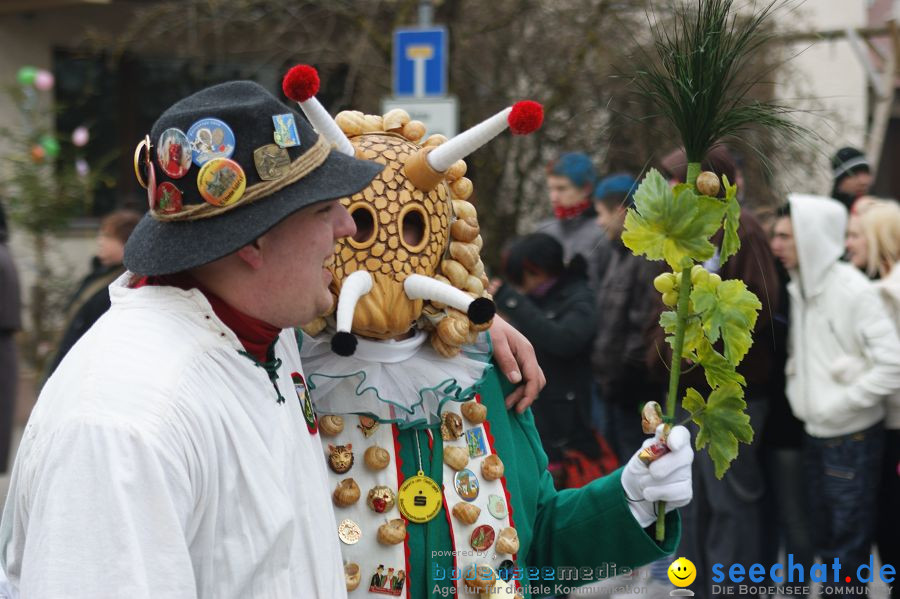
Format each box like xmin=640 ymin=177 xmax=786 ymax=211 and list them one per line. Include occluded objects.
xmin=668 ymin=557 xmax=696 ymax=587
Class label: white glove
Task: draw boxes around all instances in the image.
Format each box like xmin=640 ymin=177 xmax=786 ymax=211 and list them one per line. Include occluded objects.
xmin=621 ymin=424 xmax=693 ymax=528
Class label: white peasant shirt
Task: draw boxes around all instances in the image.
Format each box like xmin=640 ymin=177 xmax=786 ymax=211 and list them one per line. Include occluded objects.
xmin=0 ymin=274 xmax=345 ymax=599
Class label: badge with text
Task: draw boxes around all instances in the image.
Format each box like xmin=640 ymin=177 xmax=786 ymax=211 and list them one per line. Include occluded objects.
xmin=272 ymin=113 xmax=300 ymax=148
xmin=197 ymin=158 xmax=246 ymax=207
xmin=397 ymin=471 xmax=442 ymax=523
xmin=187 ymin=117 xmax=235 ymax=166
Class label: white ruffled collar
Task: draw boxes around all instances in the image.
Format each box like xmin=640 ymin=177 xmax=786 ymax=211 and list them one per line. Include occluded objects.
xmin=300 ymin=330 xmax=491 ymax=427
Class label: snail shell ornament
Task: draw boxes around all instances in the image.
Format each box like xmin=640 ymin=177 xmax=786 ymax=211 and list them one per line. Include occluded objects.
xmin=319 ymin=414 xmax=344 ymax=436
xmin=333 ymin=478 xmax=361 ymax=507
xmin=461 ymin=400 xmax=487 ymax=424
xmin=441 ymin=412 xmax=464 ymax=441
xmin=452 ymin=501 xmax=481 ymax=525
xmin=443 ymin=446 xmax=470 ymax=471
xmin=377 ymin=518 xmax=407 ymax=545
xmin=282 ymin=65 xmax=543 ymax=357
xmin=641 ymin=401 xmax=664 ymax=435
xmin=461 ymin=564 xmax=497 ymax=593
xmin=481 ymin=454 xmax=505 ymax=481
xmin=364 ymin=445 xmax=391 ymax=470
xmin=495 ymin=527 xmax=520 ymax=555
xmin=345 ymin=562 xmax=361 ymax=591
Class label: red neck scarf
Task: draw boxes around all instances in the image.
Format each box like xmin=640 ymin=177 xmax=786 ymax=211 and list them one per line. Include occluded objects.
xmin=553 ymin=200 xmax=591 ymax=220
xmin=132 ymin=273 xmax=282 ymax=362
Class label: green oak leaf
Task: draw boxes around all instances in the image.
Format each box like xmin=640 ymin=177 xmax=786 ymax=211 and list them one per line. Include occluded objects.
xmin=697 ymin=340 xmax=746 ymax=389
xmin=719 ymin=175 xmax=742 ymax=265
xmin=683 ymin=384 xmax=753 ymax=478
xmin=690 ymin=278 xmax=761 ymax=364
xmin=622 ymin=169 xmax=727 ymax=270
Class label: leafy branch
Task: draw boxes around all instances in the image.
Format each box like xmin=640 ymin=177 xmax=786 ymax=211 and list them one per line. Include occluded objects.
xmin=625 ymin=0 xmax=802 ymax=541
xmin=626 ymin=168 xmax=759 ymax=541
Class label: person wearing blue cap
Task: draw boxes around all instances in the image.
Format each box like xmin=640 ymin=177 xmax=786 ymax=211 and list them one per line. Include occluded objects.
xmin=591 ymin=173 xmax=667 ymax=463
xmin=536 ymin=152 xmax=610 ymax=291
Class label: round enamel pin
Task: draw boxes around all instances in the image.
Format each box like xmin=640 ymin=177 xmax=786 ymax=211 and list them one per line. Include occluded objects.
xmin=197 ymin=158 xmax=245 ymax=206
xmin=187 ymin=117 xmax=235 ymax=166
xmin=156 ymin=127 xmax=191 ymax=179
xmin=470 ymin=524 xmax=495 ymax=552
xmin=454 ymin=469 xmax=479 ymax=502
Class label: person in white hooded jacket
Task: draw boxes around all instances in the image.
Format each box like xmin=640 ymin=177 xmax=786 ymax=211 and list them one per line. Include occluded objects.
xmin=770 ymin=193 xmax=900 ymax=591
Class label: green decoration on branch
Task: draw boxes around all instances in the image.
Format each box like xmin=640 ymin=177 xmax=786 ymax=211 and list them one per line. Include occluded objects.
xmin=625 ymin=0 xmax=805 ymax=540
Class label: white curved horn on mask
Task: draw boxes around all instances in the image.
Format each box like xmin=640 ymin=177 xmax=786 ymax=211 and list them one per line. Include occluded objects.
xmin=330 ymin=270 xmax=373 ymax=356
xmin=282 ymin=64 xmax=356 ymax=157
xmin=404 ymin=274 xmax=495 ymax=325
xmin=403 ymin=100 xmax=544 ymax=191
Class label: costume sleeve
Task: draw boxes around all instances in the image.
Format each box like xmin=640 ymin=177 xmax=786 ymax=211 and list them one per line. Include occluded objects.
xmin=514 ymin=408 xmax=680 ymax=571
xmin=846 ymin=286 xmax=900 ymax=408
xmin=492 ymin=284 xmax=597 ymax=359
xmin=4 ymin=419 xmax=198 ymax=599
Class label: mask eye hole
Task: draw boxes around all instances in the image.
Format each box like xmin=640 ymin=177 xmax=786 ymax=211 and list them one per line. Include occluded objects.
xmin=348 ymin=202 xmax=377 ymax=248
xmin=399 ymin=204 xmax=430 ymax=253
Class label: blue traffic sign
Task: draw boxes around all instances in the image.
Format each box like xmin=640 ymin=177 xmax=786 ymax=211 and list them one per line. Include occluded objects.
xmin=393 ymin=27 xmax=447 ymax=97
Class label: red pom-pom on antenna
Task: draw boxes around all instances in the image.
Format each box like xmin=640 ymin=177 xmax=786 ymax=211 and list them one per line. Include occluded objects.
xmin=508 ymin=101 xmax=544 ymax=135
xmin=282 ymin=64 xmax=320 ymax=102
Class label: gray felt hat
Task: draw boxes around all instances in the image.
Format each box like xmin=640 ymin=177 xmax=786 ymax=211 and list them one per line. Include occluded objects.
xmin=124 ymin=80 xmax=382 ymax=276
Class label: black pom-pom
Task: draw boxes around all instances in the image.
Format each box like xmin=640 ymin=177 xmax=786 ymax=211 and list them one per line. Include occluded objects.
xmin=331 ymin=331 xmax=358 ymax=356
xmin=467 ymin=297 xmax=496 ymax=325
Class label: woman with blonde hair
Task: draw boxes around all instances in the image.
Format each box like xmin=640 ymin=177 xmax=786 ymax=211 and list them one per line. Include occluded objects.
xmin=845 ymin=199 xmax=900 ymax=598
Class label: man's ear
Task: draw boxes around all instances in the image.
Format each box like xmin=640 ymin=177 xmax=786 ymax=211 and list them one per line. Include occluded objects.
xmin=235 ymin=239 xmax=264 ymax=269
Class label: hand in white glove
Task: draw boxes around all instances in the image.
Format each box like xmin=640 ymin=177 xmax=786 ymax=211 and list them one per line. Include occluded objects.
xmin=621 ymin=424 xmax=694 ymax=528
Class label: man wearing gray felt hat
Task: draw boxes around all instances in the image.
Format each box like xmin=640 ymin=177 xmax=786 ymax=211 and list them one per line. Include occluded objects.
xmin=0 ymin=78 xmax=385 ymax=598
xmin=0 ymin=71 xmax=544 ymax=598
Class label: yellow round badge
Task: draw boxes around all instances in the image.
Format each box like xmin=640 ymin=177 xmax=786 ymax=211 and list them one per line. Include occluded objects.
xmin=397 ymin=472 xmax=442 ymax=524
xmin=668 ymin=557 xmax=697 ymax=587
xmin=197 ymin=157 xmax=246 ymax=207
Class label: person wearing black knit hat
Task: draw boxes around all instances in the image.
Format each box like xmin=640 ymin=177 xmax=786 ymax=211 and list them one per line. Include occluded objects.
xmin=830 ymin=146 xmax=872 ymax=210
xmin=0 ymin=75 xmax=544 ymax=598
